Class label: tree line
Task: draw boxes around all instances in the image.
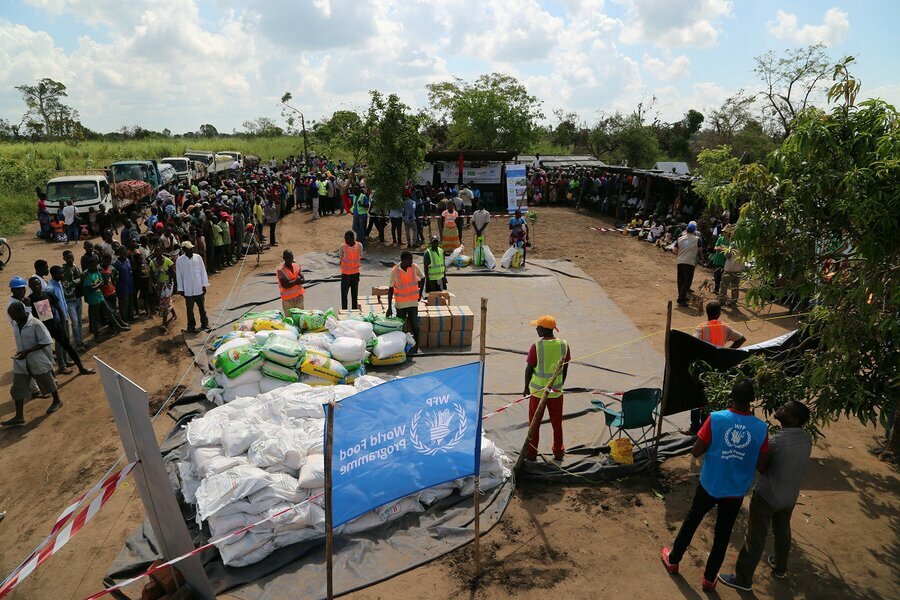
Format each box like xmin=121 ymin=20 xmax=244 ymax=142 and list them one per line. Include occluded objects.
xmin=4 ymin=44 xmax=839 ymax=170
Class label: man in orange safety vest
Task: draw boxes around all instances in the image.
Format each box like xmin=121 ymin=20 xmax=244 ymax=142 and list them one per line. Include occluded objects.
xmin=687 ymin=300 xmax=746 ymax=433
xmin=277 ymin=249 xmax=305 ymax=313
xmin=338 ymin=230 xmax=363 ymax=310
xmin=387 ymin=250 xmax=424 ymax=352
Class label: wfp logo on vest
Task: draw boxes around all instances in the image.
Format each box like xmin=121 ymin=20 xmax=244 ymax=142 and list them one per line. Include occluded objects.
xmin=724 ymin=424 xmax=752 ymax=449
xmin=410 ymin=395 xmax=468 ymax=456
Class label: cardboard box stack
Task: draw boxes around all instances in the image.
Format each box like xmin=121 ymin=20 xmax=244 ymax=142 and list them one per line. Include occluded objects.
xmin=417 ymin=292 xmax=473 ymax=349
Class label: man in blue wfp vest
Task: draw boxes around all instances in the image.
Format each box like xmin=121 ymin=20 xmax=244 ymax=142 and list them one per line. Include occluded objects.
xmin=661 ymin=380 xmax=769 ymax=592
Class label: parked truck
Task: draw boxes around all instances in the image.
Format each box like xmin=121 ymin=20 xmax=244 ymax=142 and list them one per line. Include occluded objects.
xmin=46 ymin=174 xmax=115 ymax=215
xmin=185 ymin=149 xmax=232 ymax=175
xmin=160 ymin=156 xmax=192 ymax=186
xmin=217 ymin=151 xmax=244 ymax=169
xmin=109 ymin=160 xmax=176 ymax=207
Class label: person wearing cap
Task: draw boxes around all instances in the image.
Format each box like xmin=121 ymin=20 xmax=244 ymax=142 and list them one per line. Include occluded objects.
xmin=175 ymin=241 xmax=209 ymax=334
xmin=423 ymin=236 xmax=447 ymax=292
xmin=387 ymin=250 xmax=424 ymax=352
xmin=523 ymin=315 xmax=571 ymax=461
xmin=277 ymin=249 xmax=305 ymax=313
xmin=674 ymin=221 xmax=700 ymax=307
xmin=3 ymin=299 xmax=64 ymax=427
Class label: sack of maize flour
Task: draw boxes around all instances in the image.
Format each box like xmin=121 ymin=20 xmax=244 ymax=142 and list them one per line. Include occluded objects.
xmin=289 ymin=308 xmax=336 ymax=332
xmin=372 ymin=315 xmax=405 ymax=336
xmin=298 ymin=332 xmax=335 ymax=354
xmin=218 ymin=345 xmax=264 ymax=379
xmin=261 ymin=335 xmax=306 ymax=367
xmin=473 ymin=236 xmax=485 ymax=266
xmin=299 ymin=352 xmax=348 ymax=383
xmin=330 ymin=337 xmax=366 ymax=362
xmin=371 ymin=331 xmax=407 ymax=359
xmin=369 ymin=352 xmax=406 ymax=366
xmin=261 ymin=361 xmax=300 ymax=382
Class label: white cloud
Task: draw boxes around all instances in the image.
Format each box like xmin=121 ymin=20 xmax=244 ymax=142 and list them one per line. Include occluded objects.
xmin=642 ymin=53 xmax=691 ymax=81
xmin=617 ymin=0 xmax=732 ymax=48
xmin=9 ymin=0 xmax=856 ymax=139
xmin=861 ymin=82 xmax=900 ymax=108
xmin=767 ymin=7 xmax=850 ymax=45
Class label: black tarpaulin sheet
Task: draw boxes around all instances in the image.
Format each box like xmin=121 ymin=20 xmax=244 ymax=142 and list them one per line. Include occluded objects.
xmin=107 ymin=253 xmax=692 ymax=598
xmin=663 ymin=330 xmax=750 ymax=417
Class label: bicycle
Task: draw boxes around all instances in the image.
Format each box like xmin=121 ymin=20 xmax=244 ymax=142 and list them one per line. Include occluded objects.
xmin=0 ymin=238 xmax=11 ymax=271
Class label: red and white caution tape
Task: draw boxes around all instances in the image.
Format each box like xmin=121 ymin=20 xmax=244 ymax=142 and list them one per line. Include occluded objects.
xmin=482 ymin=394 xmax=530 ymax=420
xmin=83 ymin=492 xmax=325 ymax=600
xmin=0 ymin=461 xmax=138 ymax=599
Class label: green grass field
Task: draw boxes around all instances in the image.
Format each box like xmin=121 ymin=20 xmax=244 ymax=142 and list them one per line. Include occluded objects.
xmin=0 ymin=136 xmax=320 ymax=236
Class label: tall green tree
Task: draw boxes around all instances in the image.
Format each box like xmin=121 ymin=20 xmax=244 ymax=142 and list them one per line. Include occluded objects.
xmin=14 ymin=78 xmax=83 ymax=138
xmin=714 ymin=59 xmax=900 ymax=455
xmin=311 ymin=110 xmax=368 ymax=161
xmin=587 ymin=112 xmax=661 ymax=168
xmin=692 ymin=145 xmax=740 ymax=210
xmin=754 ymin=43 xmax=831 ymax=138
xmin=426 ymin=73 xmax=543 ymax=151
xmin=15 ymin=78 xmax=67 ymax=137
xmin=363 ymin=91 xmax=425 ymax=210
xmin=198 ymin=123 xmax=219 ymax=137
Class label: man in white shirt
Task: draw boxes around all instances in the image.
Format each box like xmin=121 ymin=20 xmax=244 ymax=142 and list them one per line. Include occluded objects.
xmin=472 ymin=202 xmax=491 ymax=247
xmin=459 ymin=185 xmax=475 ymax=226
xmin=62 ymin=201 xmax=78 ymax=242
xmin=4 ymin=300 xmax=62 ymax=427
xmin=175 ymin=241 xmax=210 ymax=333
xmin=674 ymin=221 xmax=699 ymax=307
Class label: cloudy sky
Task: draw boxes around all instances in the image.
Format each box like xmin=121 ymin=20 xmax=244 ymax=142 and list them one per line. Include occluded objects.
xmin=0 ymin=0 xmax=897 ymax=134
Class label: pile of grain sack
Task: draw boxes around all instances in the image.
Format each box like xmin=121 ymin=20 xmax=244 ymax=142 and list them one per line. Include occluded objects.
xmin=204 ymin=308 xmax=416 ymax=404
xmin=178 ymin=377 xmax=511 ymax=567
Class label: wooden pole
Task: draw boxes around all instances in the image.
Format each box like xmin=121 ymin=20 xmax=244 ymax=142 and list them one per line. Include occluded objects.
xmin=651 ymin=301 xmax=673 ymax=476
xmin=513 ymin=358 xmax=566 ymax=474
xmin=324 ymin=401 xmax=335 ymax=600
xmin=474 ymin=297 xmax=488 ymax=576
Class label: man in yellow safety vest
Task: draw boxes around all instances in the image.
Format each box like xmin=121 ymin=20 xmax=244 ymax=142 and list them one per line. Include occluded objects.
xmin=387 ymin=250 xmax=424 ymax=352
xmin=276 ymin=249 xmax=305 ymax=313
xmin=422 ymin=236 xmax=447 ymax=293
xmin=523 ymin=315 xmax=571 ymax=461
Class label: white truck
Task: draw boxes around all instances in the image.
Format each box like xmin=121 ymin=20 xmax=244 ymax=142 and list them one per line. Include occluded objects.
xmin=160 ymin=156 xmax=193 ymax=186
xmin=185 ymin=149 xmax=233 ymax=175
xmin=46 ymin=174 xmax=115 ymax=215
xmin=217 ymin=151 xmax=244 ymax=170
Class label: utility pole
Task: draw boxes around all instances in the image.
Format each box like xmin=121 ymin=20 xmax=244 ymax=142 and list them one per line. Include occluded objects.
xmin=281 ymin=95 xmax=309 ymax=163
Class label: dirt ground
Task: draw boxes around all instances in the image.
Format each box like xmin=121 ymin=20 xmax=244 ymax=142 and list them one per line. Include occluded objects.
xmin=0 ymin=206 xmax=896 ymax=599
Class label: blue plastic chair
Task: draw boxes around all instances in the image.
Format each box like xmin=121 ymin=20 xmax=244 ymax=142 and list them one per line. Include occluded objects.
xmin=591 ymin=388 xmax=661 ymax=449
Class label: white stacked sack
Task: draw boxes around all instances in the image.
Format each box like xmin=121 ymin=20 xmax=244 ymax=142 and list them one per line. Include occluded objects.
xmin=179 ymin=377 xmax=510 ymax=567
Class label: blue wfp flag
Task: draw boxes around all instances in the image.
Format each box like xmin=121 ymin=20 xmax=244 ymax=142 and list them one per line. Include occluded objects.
xmin=329 ymin=362 xmax=484 ymax=526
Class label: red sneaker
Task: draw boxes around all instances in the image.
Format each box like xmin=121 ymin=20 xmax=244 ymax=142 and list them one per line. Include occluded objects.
xmin=701 ymin=577 xmax=717 ymax=592
xmin=660 ymin=547 xmax=679 ymax=574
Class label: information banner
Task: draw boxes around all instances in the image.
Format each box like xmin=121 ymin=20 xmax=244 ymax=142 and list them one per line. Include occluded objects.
xmin=329 ymin=362 xmax=484 ymax=526
xmin=439 ymin=163 xmax=503 ymax=184
xmin=505 ymin=164 xmax=528 ymax=213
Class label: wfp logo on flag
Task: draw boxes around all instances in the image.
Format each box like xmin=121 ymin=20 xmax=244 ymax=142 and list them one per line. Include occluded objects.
xmin=329 ymin=362 xmax=483 ymax=526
